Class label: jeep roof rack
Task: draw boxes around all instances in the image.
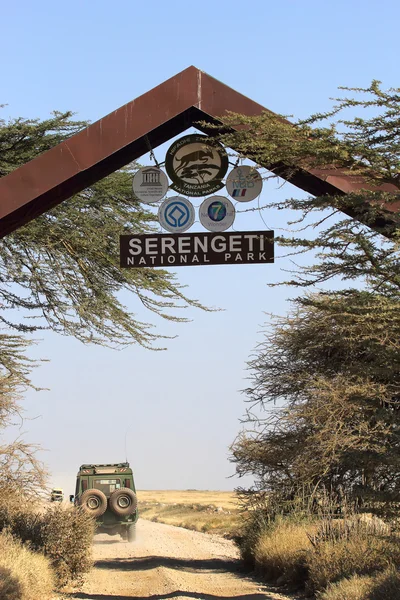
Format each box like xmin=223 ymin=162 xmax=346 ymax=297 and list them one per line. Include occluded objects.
xmin=79 ymin=462 xmax=129 ymax=470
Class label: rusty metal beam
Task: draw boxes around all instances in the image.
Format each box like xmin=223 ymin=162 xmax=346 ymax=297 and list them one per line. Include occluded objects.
xmin=0 ymin=66 xmax=398 ymax=238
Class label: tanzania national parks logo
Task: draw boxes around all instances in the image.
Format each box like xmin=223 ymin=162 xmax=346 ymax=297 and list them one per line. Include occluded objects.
xmin=165 ymin=134 xmax=229 ymax=197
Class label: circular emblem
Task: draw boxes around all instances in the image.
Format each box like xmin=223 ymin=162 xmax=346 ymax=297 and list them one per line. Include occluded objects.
xmin=226 ymin=166 xmax=263 ymax=202
xmin=158 ymin=196 xmax=195 ymax=233
xmin=132 ymin=167 xmax=169 ymax=204
xmin=199 ymin=196 xmax=236 ymax=232
xmin=165 ymin=134 xmax=228 ymax=197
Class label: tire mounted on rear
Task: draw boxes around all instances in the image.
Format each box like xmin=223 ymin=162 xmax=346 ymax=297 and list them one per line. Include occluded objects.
xmin=79 ymin=489 xmax=107 ymax=517
xmin=109 ymin=488 xmax=137 ymax=516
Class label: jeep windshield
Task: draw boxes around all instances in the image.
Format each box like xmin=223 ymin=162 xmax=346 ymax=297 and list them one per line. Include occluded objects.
xmin=94 ymin=479 xmax=121 ymax=495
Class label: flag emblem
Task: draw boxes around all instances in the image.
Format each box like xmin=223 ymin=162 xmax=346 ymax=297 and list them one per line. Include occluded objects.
xmin=232 ymin=188 xmax=247 ymax=197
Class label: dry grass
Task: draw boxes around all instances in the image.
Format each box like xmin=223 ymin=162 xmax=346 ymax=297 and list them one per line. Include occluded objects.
xmin=137 ymin=490 xmax=239 ymax=510
xmin=0 ymin=530 xmax=54 ymax=600
xmin=320 ymin=568 xmax=400 ymax=600
xmin=254 ymin=520 xmax=314 ymax=585
xmin=318 ymin=574 xmax=374 ymax=600
xmin=368 ymin=568 xmax=400 ymax=600
xmin=137 ymin=490 xmax=241 ymax=537
xmin=307 ymin=531 xmax=400 ymax=592
xmin=243 ymin=512 xmax=400 ymax=595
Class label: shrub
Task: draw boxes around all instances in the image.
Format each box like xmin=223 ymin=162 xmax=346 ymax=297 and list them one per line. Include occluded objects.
xmin=38 ymin=505 xmax=95 ymax=587
xmin=0 ymin=530 xmax=54 ymax=600
xmin=0 ymin=500 xmax=95 ymax=587
xmin=254 ymin=518 xmax=313 ymax=585
xmin=0 ymin=494 xmax=42 ymax=548
xmin=237 ymin=509 xmax=271 ymax=566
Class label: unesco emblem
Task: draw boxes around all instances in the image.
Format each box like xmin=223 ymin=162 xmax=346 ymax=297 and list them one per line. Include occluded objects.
xmin=132 ymin=166 xmax=169 ymax=204
xmin=165 ymin=134 xmax=229 ymax=197
xmin=158 ymin=196 xmax=195 ymax=233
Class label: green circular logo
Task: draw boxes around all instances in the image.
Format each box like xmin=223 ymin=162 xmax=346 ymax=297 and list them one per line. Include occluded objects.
xmin=208 ymin=201 xmax=227 ymax=222
xmin=199 ymin=196 xmax=236 ymax=232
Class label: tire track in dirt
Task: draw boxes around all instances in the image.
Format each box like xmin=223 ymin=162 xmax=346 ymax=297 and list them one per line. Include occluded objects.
xmin=63 ymin=519 xmax=299 ymax=600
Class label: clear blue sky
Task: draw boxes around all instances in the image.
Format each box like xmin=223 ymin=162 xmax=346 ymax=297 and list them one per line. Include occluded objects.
xmin=1 ymin=0 xmax=398 ymax=494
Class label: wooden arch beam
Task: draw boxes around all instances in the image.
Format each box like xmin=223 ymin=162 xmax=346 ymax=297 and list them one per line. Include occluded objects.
xmin=0 ymin=66 xmax=398 ymax=238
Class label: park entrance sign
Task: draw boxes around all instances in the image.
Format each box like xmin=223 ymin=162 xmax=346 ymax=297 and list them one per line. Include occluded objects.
xmin=165 ymin=134 xmax=229 ymax=197
xmin=120 ymin=231 xmax=274 ymax=267
xmin=0 ymin=66 xmax=397 ymax=242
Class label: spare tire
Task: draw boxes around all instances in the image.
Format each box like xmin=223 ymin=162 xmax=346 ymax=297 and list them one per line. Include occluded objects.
xmin=109 ymin=488 xmax=137 ymax=516
xmin=79 ymin=489 xmax=107 ymax=517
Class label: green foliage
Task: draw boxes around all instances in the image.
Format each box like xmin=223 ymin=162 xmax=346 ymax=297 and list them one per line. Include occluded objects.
xmin=0 ymin=107 xmax=208 ymax=502
xmin=0 ymin=108 xmax=207 ymax=349
xmin=217 ymin=81 xmax=400 ymax=290
xmin=220 ymin=81 xmax=400 ymax=187
xmin=0 ymin=110 xmax=86 ymax=178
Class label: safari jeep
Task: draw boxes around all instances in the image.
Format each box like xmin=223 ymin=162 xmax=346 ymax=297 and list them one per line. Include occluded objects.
xmin=50 ymin=488 xmax=64 ymax=502
xmin=74 ymin=463 xmax=138 ymax=542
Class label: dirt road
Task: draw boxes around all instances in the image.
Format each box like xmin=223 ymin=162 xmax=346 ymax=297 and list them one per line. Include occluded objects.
xmin=65 ymin=519 xmax=298 ymax=600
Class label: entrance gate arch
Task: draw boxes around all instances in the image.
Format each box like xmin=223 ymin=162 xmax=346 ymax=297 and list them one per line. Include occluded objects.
xmin=0 ymin=65 xmax=398 ymax=238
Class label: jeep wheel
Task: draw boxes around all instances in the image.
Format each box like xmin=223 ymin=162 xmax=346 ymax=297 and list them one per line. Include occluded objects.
xmin=127 ymin=524 xmax=136 ymax=542
xmin=79 ymin=489 xmax=107 ymax=517
xmin=109 ymin=488 xmax=137 ymax=516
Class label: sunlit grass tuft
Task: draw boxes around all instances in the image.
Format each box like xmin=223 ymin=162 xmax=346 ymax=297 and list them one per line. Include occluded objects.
xmin=0 ymin=530 xmax=54 ymax=600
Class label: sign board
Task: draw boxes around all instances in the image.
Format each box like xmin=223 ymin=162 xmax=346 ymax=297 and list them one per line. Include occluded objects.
xmin=120 ymin=230 xmax=274 ymax=268
xmin=165 ymin=134 xmax=228 ymax=197
xmin=158 ymin=196 xmax=195 ymax=233
xmin=226 ymin=165 xmax=263 ymax=202
xmin=132 ymin=167 xmax=169 ymax=203
xmin=199 ymin=196 xmax=235 ymax=232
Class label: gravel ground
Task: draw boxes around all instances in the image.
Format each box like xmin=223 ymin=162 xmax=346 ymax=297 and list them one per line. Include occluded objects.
xmin=61 ymin=519 xmax=300 ymax=600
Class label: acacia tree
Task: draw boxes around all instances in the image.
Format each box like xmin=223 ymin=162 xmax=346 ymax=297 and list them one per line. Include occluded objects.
xmin=232 ymin=291 xmax=400 ymax=514
xmin=0 ymin=109 xmax=206 ymax=492
xmin=0 ymin=109 xmax=206 ymax=349
xmin=225 ymin=83 xmax=400 ymax=514
xmin=0 ymin=334 xmax=47 ymax=496
xmin=218 ymin=81 xmax=400 ymax=293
